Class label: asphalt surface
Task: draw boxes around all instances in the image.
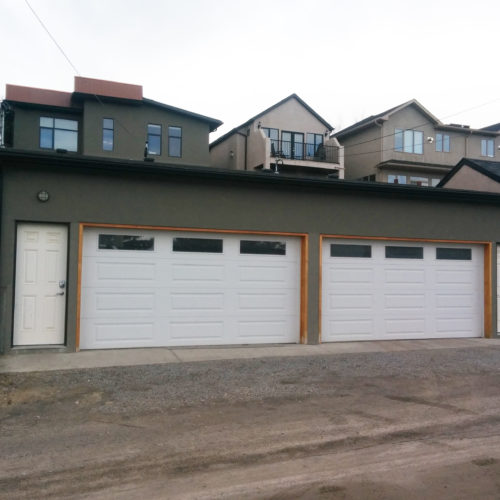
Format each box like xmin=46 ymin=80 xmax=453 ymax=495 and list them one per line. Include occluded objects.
xmin=2 ymin=346 xmax=500 ymax=498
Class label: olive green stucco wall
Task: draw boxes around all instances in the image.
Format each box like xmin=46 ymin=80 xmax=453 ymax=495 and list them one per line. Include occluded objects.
xmin=1 ymin=158 xmax=499 ymax=353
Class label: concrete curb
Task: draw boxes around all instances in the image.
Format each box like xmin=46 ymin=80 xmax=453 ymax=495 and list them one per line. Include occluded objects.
xmin=1 ymin=338 xmax=499 ymax=374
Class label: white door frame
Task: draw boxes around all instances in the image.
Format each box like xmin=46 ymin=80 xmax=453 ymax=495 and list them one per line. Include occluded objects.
xmin=13 ymin=222 xmax=68 ymax=346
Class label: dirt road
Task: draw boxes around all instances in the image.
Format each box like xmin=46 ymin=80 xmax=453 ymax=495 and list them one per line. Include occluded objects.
xmin=2 ymin=347 xmax=500 ymax=499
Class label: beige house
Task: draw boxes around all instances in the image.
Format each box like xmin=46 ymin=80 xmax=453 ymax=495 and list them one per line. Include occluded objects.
xmin=335 ymin=100 xmax=500 ymax=186
xmin=438 ymin=158 xmax=500 ymax=193
xmin=209 ymin=94 xmax=344 ymax=178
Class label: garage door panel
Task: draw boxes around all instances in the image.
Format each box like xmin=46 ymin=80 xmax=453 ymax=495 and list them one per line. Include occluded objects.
xmin=81 ymin=228 xmax=301 ymax=348
xmin=323 ymin=238 xmax=483 ymax=341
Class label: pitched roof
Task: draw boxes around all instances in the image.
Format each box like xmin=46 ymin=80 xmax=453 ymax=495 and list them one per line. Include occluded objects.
xmin=334 ymin=99 xmax=441 ymax=139
xmin=480 ymin=123 xmax=500 ymax=132
xmin=437 ymin=158 xmax=500 ymax=187
xmin=210 ymin=94 xmax=333 ymax=149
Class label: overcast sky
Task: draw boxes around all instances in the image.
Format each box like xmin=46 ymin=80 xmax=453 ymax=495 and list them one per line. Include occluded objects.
xmin=3 ymin=0 xmax=500 ymax=139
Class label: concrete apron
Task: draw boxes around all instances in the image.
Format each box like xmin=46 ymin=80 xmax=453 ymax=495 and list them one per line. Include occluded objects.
xmin=1 ymin=338 xmax=499 ymax=374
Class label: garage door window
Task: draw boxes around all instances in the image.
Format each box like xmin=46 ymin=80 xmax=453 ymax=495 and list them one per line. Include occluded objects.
xmin=240 ymin=240 xmax=286 ymax=255
xmin=98 ymin=234 xmax=154 ymax=251
xmin=385 ymin=246 xmax=423 ymax=259
xmin=173 ymin=237 xmax=223 ymax=253
xmin=436 ymin=248 xmax=472 ymax=260
xmin=330 ymin=244 xmax=371 ymax=258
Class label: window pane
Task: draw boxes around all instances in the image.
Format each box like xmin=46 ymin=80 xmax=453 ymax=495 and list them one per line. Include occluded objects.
xmin=54 ymin=118 xmax=78 ymax=131
xmin=98 ymin=234 xmax=154 ymax=251
xmin=169 ymin=126 xmax=181 ymax=138
xmin=103 ymin=118 xmax=114 ymax=129
xmin=385 ymin=246 xmax=423 ymax=259
xmin=148 ymin=135 xmax=161 ymax=155
xmin=103 ymin=129 xmax=113 ymax=151
xmin=394 ymin=129 xmax=403 ymax=151
xmin=148 ymin=124 xmax=161 ymax=134
xmin=40 ymin=128 xmax=53 ymax=149
xmin=40 ymin=117 xmax=54 ymax=127
xmin=481 ymin=140 xmax=487 ymax=156
xmin=240 ymin=240 xmax=286 ymax=255
xmin=488 ymin=140 xmax=494 ymax=157
xmin=169 ymin=137 xmax=181 ymax=157
xmin=414 ymin=131 xmax=423 ymax=154
xmin=388 ymin=174 xmax=406 ymax=184
xmin=436 ymin=248 xmax=471 ymax=260
xmin=410 ymin=176 xmax=428 ymax=186
xmin=443 ymin=135 xmax=450 ymax=152
xmin=431 ymin=178 xmax=441 ymax=186
xmin=173 ymin=237 xmax=223 ymax=253
xmin=54 ymin=129 xmax=77 ymax=151
xmin=269 ymin=129 xmax=278 ymax=141
xmin=436 ymin=133 xmax=443 ymax=152
xmin=331 ymin=244 xmax=371 ymax=258
xmin=403 ymin=130 xmax=413 ymax=153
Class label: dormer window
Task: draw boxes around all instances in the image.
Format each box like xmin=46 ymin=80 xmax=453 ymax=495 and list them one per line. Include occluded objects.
xmin=40 ymin=117 xmax=78 ymax=152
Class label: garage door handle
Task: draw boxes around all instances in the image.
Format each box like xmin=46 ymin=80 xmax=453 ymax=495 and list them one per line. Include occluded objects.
xmin=55 ymin=291 xmax=65 ymax=296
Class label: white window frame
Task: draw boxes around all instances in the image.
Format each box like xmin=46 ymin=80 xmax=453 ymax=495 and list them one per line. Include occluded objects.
xmin=481 ymin=138 xmax=494 ymax=157
xmin=395 ymin=129 xmax=423 ymax=154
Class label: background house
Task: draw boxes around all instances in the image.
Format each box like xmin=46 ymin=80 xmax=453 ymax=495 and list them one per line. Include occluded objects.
xmin=438 ymin=158 xmax=500 ymax=193
xmin=0 ymin=77 xmax=222 ymax=166
xmin=335 ymin=99 xmax=500 ymax=186
xmin=209 ymin=94 xmax=344 ymax=178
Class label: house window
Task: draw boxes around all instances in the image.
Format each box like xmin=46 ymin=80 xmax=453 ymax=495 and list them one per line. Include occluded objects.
xmin=262 ymin=127 xmax=279 ymax=154
xmin=306 ymin=133 xmax=323 ymax=157
xmin=147 ymin=124 xmax=162 ymax=155
xmin=388 ymin=174 xmax=407 ymax=184
xmin=409 ymin=176 xmax=429 ymax=187
xmin=40 ymin=117 xmax=78 ymax=152
xmin=481 ymin=138 xmax=494 ymax=157
xmin=394 ymin=129 xmax=423 ymax=154
xmin=102 ymin=118 xmax=114 ymax=151
xmin=436 ymin=133 xmax=450 ymax=152
xmin=168 ymin=126 xmax=182 ymax=157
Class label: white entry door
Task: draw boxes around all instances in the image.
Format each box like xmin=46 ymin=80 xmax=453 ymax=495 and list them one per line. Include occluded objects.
xmin=13 ymin=223 xmax=68 ymax=346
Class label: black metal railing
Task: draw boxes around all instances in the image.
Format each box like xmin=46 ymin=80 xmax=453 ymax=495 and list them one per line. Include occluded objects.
xmin=270 ymin=140 xmax=339 ymax=163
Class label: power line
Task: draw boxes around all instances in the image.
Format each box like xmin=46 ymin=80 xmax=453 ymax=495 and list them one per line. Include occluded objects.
xmin=25 ymin=0 xmax=80 ymax=76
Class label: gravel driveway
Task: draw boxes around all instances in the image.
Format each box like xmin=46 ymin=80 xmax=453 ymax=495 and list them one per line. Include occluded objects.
xmin=2 ymin=346 xmax=500 ymax=498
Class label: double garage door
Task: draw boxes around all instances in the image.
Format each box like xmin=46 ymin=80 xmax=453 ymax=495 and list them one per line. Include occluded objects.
xmin=80 ymin=228 xmax=301 ymax=349
xmin=322 ymin=238 xmax=484 ymax=341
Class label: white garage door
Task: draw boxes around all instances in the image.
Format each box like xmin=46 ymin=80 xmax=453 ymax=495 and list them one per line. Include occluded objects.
xmin=80 ymin=228 xmax=301 ymax=349
xmin=322 ymin=239 xmax=484 ymax=341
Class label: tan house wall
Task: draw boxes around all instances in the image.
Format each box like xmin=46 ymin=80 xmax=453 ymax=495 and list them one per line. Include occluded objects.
xmin=342 ymin=126 xmax=382 ymax=180
xmin=442 ymin=166 xmax=500 ymax=193
xmin=210 ymin=133 xmax=246 ymax=170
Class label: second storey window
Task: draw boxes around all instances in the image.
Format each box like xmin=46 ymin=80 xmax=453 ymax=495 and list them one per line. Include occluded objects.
xmin=102 ymin=118 xmax=114 ymax=151
xmin=394 ymin=128 xmax=423 ymax=154
xmin=147 ymin=124 xmax=161 ymax=155
xmin=481 ymin=138 xmax=494 ymax=157
xmin=306 ymin=133 xmax=323 ymax=157
xmin=40 ymin=117 xmax=78 ymax=152
xmin=262 ymin=127 xmax=279 ymax=153
xmin=168 ymin=126 xmax=182 ymax=157
xmin=436 ymin=133 xmax=450 ymax=152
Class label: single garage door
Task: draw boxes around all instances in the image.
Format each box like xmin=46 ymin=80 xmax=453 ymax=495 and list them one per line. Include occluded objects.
xmin=80 ymin=228 xmax=301 ymax=349
xmin=322 ymin=238 xmax=484 ymax=341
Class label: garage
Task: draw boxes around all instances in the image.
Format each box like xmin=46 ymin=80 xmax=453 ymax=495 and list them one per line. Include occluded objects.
xmin=80 ymin=227 xmax=302 ymax=349
xmin=322 ymin=238 xmax=484 ymax=341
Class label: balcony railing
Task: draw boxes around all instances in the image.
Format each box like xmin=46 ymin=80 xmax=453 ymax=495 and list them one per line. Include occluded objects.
xmin=270 ymin=140 xmax=339 ymax=163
